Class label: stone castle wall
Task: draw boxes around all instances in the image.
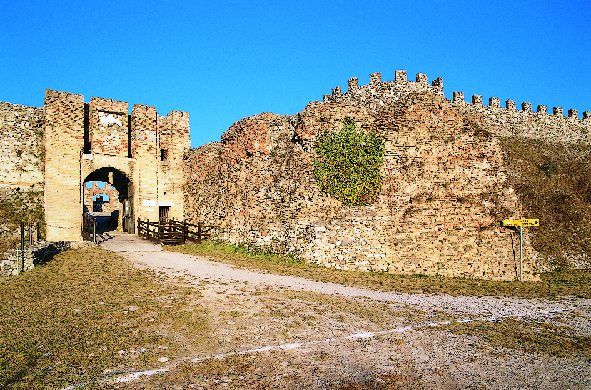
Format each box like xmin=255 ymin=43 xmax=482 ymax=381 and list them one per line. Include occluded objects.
xmin=184 ymin=70 xmax=590 ymax=281
xmin=0 ymin=102 xmax=45 ymax=189
xmin=45 ymin=90 xmax=190 ymax=240
xmin=156 ymin=110 xmax=191 ymax=221
xmin=1 ymin=69 xmax=588 ymax=280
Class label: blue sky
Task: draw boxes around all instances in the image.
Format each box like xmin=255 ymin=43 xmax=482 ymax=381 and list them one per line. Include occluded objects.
xmin=1 ymin=0 xmax=589 ymax=148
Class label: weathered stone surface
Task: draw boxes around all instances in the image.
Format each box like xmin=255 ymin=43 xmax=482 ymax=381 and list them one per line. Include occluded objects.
xmin=0 ymin=102 xmax=44 ymax=189
xmin=186 ymin=70 xmax=590 ymax=281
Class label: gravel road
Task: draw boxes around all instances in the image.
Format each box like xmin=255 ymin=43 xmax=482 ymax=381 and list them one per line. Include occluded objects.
xmin=99 ymin=232 xmax=591 ymax=389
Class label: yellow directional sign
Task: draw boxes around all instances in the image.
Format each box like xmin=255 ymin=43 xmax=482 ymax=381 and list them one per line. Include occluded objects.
xmin=502 ymin=218 xmax=539 ymax=281
xmin=502 ymin=219 xmax=539 ymax=227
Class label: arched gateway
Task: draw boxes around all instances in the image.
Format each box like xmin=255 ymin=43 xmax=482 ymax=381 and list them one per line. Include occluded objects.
xmin=44 ymin=90 xmax=190 ymax=241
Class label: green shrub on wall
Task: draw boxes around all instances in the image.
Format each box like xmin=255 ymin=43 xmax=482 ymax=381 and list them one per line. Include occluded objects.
xmin=313 ymin=117 xmax=385 ymax=206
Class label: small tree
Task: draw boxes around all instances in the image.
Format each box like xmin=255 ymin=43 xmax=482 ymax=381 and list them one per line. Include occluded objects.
xmin=313 ymin=117 xmax=385 ymax=206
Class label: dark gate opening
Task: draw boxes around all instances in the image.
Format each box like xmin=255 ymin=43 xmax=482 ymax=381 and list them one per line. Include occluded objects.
xmin=159 ymin=206 xmax=170 ymax=222
xmin=83 ymin=168 xmax=132 ymax=235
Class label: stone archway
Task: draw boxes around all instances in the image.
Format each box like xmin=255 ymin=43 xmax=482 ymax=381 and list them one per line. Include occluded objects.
xmin=84 ymin=182 xmax=118 ymax=214
xmin=83 ymin=168 xmax=131 ymax=234
xmin=43 ymin=89 xmax=190 ymax=241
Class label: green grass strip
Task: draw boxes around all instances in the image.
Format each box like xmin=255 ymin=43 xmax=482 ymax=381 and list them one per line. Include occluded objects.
xmin=167 ymin=242 xmax=591 ymax=299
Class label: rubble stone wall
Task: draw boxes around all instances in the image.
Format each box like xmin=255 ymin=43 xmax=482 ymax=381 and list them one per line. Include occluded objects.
xmin=185 ymin=70 xmax=590 ymax=281
xmin=0 ymin=102 xmax=45 ymax=189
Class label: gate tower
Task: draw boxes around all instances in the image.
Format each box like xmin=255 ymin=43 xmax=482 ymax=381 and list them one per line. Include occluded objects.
xmin=43 ymin=90 xmax=190 ymax=241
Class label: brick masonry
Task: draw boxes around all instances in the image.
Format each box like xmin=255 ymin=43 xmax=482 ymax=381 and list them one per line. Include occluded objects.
xmin=83 ymin=181 xmax=119 ymax=213
xmin=42 ymin=90 xmax=190 ymax=241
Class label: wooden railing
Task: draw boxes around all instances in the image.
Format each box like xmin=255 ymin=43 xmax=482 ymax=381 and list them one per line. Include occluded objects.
xmin=137 ymin=218 xmax=215 ymax=245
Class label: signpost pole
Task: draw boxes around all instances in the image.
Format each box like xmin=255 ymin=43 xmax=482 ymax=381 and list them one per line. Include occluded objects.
xmin=502 ymin=219 xmax=538 ymax=282
xmin=20 ymin=222 xmax=24 ymax=275
xmin=519 ymin=225 xmax=523 ymax=282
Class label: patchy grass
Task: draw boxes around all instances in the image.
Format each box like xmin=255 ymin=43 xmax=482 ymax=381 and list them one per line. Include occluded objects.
xmin=275 ymin=290 xmax=433 ymax=327
xmin=0 ymin=247 xmax=207 ymax=389
xmin=167 ymin=242 xmax=591 ymax=299
xmin=101 ymin=352 xmax=419 ymax=390
xmin=445 ymin=317 xmax=591 ymax=359
xmin=100 ymin=354 xmax=258 ymax=389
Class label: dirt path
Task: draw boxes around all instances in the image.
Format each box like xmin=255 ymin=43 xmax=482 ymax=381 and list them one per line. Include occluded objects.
xmin=100 ymin=233 xmax=591 ymax=389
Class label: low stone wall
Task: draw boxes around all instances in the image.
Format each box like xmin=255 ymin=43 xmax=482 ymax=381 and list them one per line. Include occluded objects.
xmin=1 ymin=241 xmax=96 ymax=277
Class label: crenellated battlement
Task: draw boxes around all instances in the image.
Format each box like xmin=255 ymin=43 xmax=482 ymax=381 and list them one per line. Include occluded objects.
xmin=325 ymin=70 xmax=589 ymax=121
xmin=321 ymin=70 xmax=590 ymax=145
xmin=323 ymin=70 xmax=444 ymax=106
xmin=340 ymin=71 xmax=441 ymax=95
xmin=451 ymin=89 xmax=588 ymax=120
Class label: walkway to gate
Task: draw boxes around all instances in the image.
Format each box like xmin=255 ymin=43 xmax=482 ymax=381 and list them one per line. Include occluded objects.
xmin=100 ymin=230 xmax=162 ymax=252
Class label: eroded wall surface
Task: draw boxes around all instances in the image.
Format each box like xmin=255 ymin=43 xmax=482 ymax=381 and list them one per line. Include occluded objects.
xmin=185 ymin=71 xmax=590 ymax=281
xmin=0 ymin=102 xmax=45 ymax=188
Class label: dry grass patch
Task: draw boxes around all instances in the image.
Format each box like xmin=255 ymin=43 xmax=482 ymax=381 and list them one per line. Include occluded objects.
xmin=275 ymin=290 xmax=433 ymax=327
xmin=0 ymin=247 xmax=207 ymax=389
xmin=100 ymin=353 xmax=278 ymax=389
xmin=444 ymin=317 xmax=591 ymax=359
xmin=101 ymin=353 xmax=421 ymax=390
xmin=501 ymin=137 xmax=591 ymax=268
